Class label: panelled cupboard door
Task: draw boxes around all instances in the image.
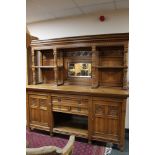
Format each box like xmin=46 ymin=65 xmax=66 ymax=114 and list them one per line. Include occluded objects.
xmin=28 ymin=94 xmax=50 ymax=130
xmin=92 ymin=97 xmax=122 ymax=143
xmin=29 ymin=95 xmax=40 ymax=124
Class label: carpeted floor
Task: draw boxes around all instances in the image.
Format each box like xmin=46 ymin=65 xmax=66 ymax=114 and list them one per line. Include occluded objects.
xmin=26 ymin=130 xmax=105 ymax=155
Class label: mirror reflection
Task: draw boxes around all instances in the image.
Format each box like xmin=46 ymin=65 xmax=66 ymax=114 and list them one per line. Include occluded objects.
xmin=68 ymin=63 xmax=91 ymax=77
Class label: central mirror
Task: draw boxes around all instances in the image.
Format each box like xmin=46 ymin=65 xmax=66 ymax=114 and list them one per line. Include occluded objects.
xmin=68 ymin=63 xmax=91 ymax=77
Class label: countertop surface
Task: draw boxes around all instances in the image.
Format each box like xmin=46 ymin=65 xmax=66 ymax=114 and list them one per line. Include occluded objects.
xmin=27 ymin=84 xmax=129 ymax=98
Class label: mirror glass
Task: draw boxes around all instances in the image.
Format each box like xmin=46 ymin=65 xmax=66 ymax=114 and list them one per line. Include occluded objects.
xmin=68 ymin=63 xmax=91 ymax=77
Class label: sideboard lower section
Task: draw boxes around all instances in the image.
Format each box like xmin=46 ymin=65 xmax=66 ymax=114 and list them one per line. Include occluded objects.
xmin=26 ymin=90 xmax=126 ymax=151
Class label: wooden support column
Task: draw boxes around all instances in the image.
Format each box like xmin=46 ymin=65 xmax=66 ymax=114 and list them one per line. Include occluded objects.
xmin=92 ymin=45 xmax=99 ymax=88
xmin=32 ymin=48 xmax=36 ymax=85
xmin=88 ymin=97 xmax=93 ymax=144
xmin=59 ymin=51 xmax=64 ymax=85
xmin=53 ymin=48 xmax=58 ymax=86
xmin=37 ymin=51 xmax=43 ymax=83
xmin=119 ymin=99 xmax=126 ymax=151
xmin=123 ymin=42 xmax=128 ymax=89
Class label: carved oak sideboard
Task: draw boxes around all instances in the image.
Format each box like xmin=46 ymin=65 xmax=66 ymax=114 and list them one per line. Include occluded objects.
xmin=26 ymin=33 xmax=129 ymax=151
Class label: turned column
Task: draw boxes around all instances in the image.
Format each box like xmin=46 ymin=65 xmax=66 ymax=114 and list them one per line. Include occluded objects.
xmin=119 ymin=99 xmax=127 ymax=151
xmin=32 ymin=48 xmax=36 ymax=84
xmin=123 ymin=42 xmax=128 ymax=89
xmin=59 ymin=51 xmax=64 ymax=85
xmin=91 ymin=45 xmax=99 ymax=88
xmin=53 ymin=48 xmax=58 ymax=85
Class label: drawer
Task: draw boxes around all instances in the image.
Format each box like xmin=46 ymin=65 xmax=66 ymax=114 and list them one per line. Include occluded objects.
xmin=53 ymin=103 xmax=70 ymax=112
xmin=52 ymin=94 xmax=89 ymax=108
xmin=60 ymin=105 xmax=70 ymax=112
xmin=52 ymin=94 xmax=89 ymax=115
xmin=53 ymin=104 xmax=88 ymax=115
xmin=53 ymin=104 xmax=61 ymax=111
xmin=70 ymin=106 xmax=88 ymax=115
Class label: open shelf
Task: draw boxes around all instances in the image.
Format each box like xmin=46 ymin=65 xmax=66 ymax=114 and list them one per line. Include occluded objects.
xmin=94 ymin=66 xmax=125 ymax=69
xmin=53 ymin=126 xmax=88 ymax=138
xmin=53 ymin=112 xmax=88 ymax=138
xmin=32 ymin=66 xmax=56 ymax=68
xmin=97 ymin=46 xmax=124 ymax=67
xmin=31 ymin=44 xmax=127 ymax=88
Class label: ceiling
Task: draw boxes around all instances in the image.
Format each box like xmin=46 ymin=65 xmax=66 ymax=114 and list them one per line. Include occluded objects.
xmin=27 ymin=0 xmax=129 ymax=24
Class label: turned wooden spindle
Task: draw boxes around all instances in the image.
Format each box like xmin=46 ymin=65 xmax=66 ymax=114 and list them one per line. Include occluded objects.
xmin=53 ymin=48 xmax=58 ymax=85
xmin=123 ymin=43 xmax=128 ymax=89
xmin=92 ymin=45 xmax=99 ymax=88
xmin=32 ymin=49 xmax=36 ymax=85
xmin=59 ymin=51 xmax=64 ymax=85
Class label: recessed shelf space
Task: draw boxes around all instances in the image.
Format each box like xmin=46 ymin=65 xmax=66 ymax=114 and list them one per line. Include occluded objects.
xmin=99 ymin=68 xmax=123 ymax=87
xmin=91 ymin=46 xmax=125 ymax=88
xmin=97 ymin=46 xmax=124 ymax=67
xmin=53 ymin=112 xmax=88 ymax=138
xmin=32 ymin=49 xmax=64 ymax=85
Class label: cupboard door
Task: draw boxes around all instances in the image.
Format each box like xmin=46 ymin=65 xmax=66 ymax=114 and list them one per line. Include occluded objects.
xmin=29 ymin=95 xmax=40 ymax=124
xmin=39 ymin=97 xmax=49 ymax=127
xmin=92 ymin=97 xmax=121 ymax=143
xmin=28 ymin=93 xmax=51 ymax=130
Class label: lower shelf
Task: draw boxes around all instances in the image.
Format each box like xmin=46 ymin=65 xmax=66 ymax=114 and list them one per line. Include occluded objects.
xmin=53 ymin=112 xmax=88 ymax=138
xmin=53 ymin=126 xmax=88 ymax=138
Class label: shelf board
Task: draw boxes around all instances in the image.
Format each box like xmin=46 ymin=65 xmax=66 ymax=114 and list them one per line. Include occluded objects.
xmin=32 ymin=66 xmax=63 ymax=68
xmin=53 ymin=126 xmax=88 ymax=138
xmin=94 ymin=66 xmax=127 ymax=69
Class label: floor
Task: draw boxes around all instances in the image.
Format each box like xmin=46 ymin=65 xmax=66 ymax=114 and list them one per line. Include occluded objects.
xmin=29 ymin=129 xmax=129 ymax=155
xmin=57 ymin=133 xmax=129 ymax=155
xmin=111 ymin=139 xmax=129 ymax=155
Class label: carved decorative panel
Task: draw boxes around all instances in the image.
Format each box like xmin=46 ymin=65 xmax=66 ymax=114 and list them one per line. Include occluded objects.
xmin=95 ymin=104 xmax=105 ymax=115
xmin=67 ymin=51 xmax=92 ymax=57
xmin=39 ymin=98 xmax=47 ymax=107
xmin=108 ymin=106 xmax=119 ymax=116
xmin=29 ymin=97 xmax=38 ymax=107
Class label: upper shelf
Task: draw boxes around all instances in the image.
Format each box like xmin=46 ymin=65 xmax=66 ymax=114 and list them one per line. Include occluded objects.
xmin=32 ymin=66 xmax=63 ymax=68
xmin=93 ymin=66 xmax=127 ymax=69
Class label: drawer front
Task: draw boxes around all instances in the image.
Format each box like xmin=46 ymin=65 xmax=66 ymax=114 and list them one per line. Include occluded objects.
xmin=52 ymin=94 xmax=89 ymax=115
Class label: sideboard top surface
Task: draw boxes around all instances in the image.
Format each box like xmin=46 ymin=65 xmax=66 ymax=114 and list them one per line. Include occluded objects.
xmin=26 ymin=84 xmax=128 ymax=98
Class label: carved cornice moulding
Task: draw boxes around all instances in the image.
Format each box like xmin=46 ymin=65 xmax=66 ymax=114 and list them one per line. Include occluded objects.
xmin=31 ymin=33 xmax=129 ymax=47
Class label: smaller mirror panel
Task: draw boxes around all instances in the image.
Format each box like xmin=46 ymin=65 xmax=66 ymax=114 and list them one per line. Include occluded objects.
xmin=68 ymin=63 xmax=91 ymax=77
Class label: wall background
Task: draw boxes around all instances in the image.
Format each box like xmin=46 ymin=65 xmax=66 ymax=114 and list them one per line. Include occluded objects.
xmin=27 ymin=9 xmax=129 ymax=129
xmin=27 ymin=9 xmax=128 ymax=40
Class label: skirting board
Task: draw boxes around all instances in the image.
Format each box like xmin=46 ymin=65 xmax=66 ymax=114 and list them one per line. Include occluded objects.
xmin=125 ymin=128 xmax=129 ymax=139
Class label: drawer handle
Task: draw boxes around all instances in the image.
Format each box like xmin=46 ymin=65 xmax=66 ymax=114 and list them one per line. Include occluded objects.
xmin=68 ymin=107 xmax=71 ymax=111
